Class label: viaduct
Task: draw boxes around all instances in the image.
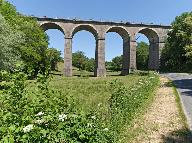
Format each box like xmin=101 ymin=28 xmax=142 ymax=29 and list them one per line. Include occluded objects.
xmin=37 ymin=17 xmax=171 ymax=77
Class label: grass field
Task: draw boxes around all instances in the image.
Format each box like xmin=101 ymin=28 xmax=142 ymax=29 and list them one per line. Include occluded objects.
xmin=49 ymin=74 xmax=141 ymax=112
xmin=0 ymin=69 xmax=159 ymax=142
xmin=53 ymin=62 xmax=122 ymax=77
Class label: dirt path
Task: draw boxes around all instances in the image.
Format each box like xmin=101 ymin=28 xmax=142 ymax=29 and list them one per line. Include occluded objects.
xmin=130 ymin=76 xmax=192 ymax=143
xmin=162 ymin=73 xmax=192 ymax=130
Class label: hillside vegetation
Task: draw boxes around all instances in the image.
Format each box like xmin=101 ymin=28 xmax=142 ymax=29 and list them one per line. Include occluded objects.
xmin=0 ymin=71 xmax=159 ymax=142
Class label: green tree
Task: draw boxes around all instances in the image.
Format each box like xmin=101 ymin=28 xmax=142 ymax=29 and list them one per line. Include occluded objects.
xmin=136 ymin=42 xmax=149 ymax=70
xmin=0 ymin=0 xmax=49 ymax=78
xmin=72 ymin=51 xmax=87 ymax=71
xmin=105 ymin=61 xmax=113 ymax=71
xmin=160 ymin=12 xmax=192 ymax=72
xmin=46 ymin=48 xmax=63 ymax=71
xmin=85 ymin=58 xmax=95 ymax=72
xmin=110 ymin=56 xmax=122 ymax=71
xmin=0 ymin=14 xmax=23 ymax=71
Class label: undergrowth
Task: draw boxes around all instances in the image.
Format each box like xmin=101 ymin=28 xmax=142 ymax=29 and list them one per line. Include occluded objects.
xmin=0 ymin=70 xmax=159 ymax=142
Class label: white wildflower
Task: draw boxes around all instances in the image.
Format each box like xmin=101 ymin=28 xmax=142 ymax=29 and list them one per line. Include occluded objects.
xmin=35 ymin=119 xmax=44 ymax=124
xmin=91 ymin=116 xmax=96 ymax=120
xmin=59 ymin=114 xmax=67 ymax=121
xmin=131 ymin=88 xmax=135 ymax=91
xmin=36 ymin=112 xmax=44 ymax=116
xmin=154 ymin=72 xmax=158 ymax=75
xmin=23 ymin=124 xmax=34 ymax=133
xmin=87 ymin=123 xmax=93 ymax=127
xmin=98 ymin=103 xmax=102 ymax=107
xmin=139 ymin=82 xmax=143 ymax=85
xmin=149 ymin=76 xmax=155 ymax=79
xmin=103 ymin=128 xmax=109 ymax=131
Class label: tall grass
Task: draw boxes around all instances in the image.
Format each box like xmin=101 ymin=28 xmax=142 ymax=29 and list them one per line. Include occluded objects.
xmin=0 ymin=71 xmax=159 ymax=142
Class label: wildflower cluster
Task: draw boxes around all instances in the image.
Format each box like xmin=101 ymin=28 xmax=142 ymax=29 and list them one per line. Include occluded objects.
xmin=0 ymin=70 xmax=159 ymax=142
xmin=0 ymin=72 xmax=110 ymax=142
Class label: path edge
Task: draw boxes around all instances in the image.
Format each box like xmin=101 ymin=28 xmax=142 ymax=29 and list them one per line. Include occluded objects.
xmin=163 ymin=75 xmax=192 ymax=132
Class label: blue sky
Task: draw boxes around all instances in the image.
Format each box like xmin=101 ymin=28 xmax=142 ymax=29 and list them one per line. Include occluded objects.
xmin=7 ymin=0 xmax=192 ymax=61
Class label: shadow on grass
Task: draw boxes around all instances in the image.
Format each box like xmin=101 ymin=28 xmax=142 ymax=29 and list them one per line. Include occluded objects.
xmin=107 ymin=74 xmax=122 ymax=77
xmin=162 ymin=128 xmax=192 ymax=143
xmin=73 ymin=74 xmax=94 ymax=77
xmin=163 ymin=81 xmax=174 ymax=87
xmin=50 ymin=70 xmax=153 ymax=78
xmin=50 ymin=73 xmax=63 ymax=76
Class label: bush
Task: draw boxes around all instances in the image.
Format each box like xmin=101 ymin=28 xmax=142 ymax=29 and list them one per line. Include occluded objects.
xmin=0 ymin=71 xmax=110 ymax=142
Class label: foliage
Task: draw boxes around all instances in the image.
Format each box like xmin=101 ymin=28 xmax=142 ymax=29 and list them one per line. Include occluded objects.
xmin=46 ymin=48 xmax=63 ymax=71
xmin=106 ymin=56 xmax=122 ymax=72
xmin=0 ymin=14 xmax=24 ymax=71
xmin=72 ymin=51 xmax=87 ymax=71
xmin=72 ymin=51 xmax=95 ymax=72
xmin=111 ymin=56 xmax=122 ymax=71
xmin=0 ymin=70 xmax=159 ymax=142
xmin=106 ymin=42 xmax=149 ymax=72
xmin=105 ymin=61 xmax=112 ymax=70
xmin=18 ymin=16 xmax=49 ymax=78
xmin=0 ymin=71 xmax=110 ymax=142
xmin=108 ymin=72 xmax=159 ymax=141
xmin=136 ymin=42 xmax=149 ymax=70
xmin=0 ymin=0 xmax=50 ymax=78
xmin=160 ymin=12 xmax=192 ymax=72
xmin=85 ymin=58 xmax=95 ymax=72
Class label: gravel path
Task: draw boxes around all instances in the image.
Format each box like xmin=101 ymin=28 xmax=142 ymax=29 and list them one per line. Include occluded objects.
xmin=162 ymin=73 xmax=192 ymax=131
xmin=128 ymin=77 xmax=192 ymax=143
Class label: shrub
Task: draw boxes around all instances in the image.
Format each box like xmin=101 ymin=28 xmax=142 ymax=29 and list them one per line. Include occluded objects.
xmin=0 ymin=71 xmax=110 ymax=142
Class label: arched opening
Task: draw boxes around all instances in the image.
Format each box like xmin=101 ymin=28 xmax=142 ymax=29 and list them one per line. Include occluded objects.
xmin=40 ymin=23 xmax=65 ymax=74
xmin=106 ymin=27 xmax=130 ymax=76
xmin=136 ymin=28 xmax=159 ymax=71
xmin=71 ymin=25 xmax=98 ymax=77
xmin=136 ymin=33 xmax=149 ymax=71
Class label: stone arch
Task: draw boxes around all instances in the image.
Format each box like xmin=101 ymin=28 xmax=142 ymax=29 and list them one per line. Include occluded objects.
xmin=71 ymin=24 xmax=99 ymax=76
xmin=106 ymin=26 xmax=130 ymax=75
xmin=40 ymin=22 xmax=67 ymax=75
xmin=40 ymin=22 xmax=65 ymax=35
xmin=136 ymin=28 xmax=160 ymax=70
xmin=106 ymin=26 xmax=130 ymax=39
xmin=71 ymin=24 xmax=99 ymax=39
xmin=137 ymin=28 xmax=159 ymax=42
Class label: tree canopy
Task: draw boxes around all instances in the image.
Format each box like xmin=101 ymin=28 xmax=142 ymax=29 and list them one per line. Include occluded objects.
xmin=0 ymin=14 xmax=23 ymax=71
xmin=106 ymin=42 xmax=149 ymax=72
xmin=0 ymin=0 xmax=63 ymax=78
xmin=72 ymin=51 xmax=95 ymax=72
xmin=46 ymin=48 xmax=63 ymax=71
xmin=136 ymin=42 xmax=149 ymax=70
xmin=107 ymin=56 xmax=122 ymax=72
xmin=160 ymin=12 xmax=192 ymax=72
